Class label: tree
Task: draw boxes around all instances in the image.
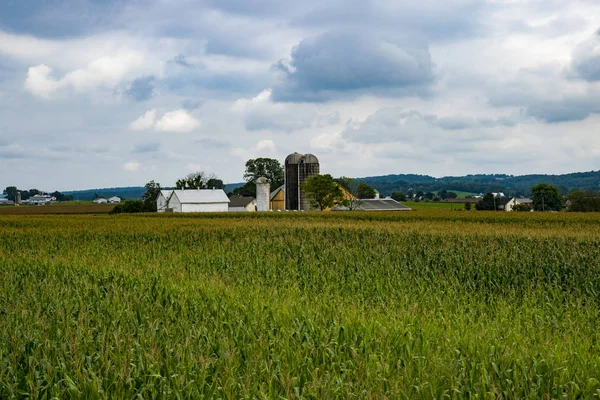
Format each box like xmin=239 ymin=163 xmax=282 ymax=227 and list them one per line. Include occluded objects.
xmin=567 ymin=191 xmax=600 ymax=212
xmin=206 ymin=178 xmax=224 ymax=190
xmin=357 ymin=183 xmax=376 ymax=199
xmin=334 ymin=177 xmax=362 ymax=210
xmin=142 ymin=180 xmax=161 ymax=212
xmin=391 ymin=191 xmax=407 ymax=202
xmin=424 ymin=192 xmax=434 ymax=200
xmin=531 ymin=183 xmax=562 ymax=211
xmin=475 ymin=193 xmax=497 ymax=210
xmin=301 ymin=174 xmax=344 ymax=211
xmin=464 ymin=201 xmax=472 ymax=211
xmin=110 ymin=200 xmax=145 ymax=214
xmin=176 ymin=172 xmax=207 ymax=190
xmin=3 ymin=186 xmax=18 ymax=202
xmin=233 ymin=182 xmax=256 ymax=197
xmin=512 ymin=203 xmax=531 ymax=212
xmin=243 ymin=158 xmax=284 ymax=189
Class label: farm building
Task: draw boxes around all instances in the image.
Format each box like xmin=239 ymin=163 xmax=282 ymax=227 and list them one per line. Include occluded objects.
xmin=157 ymin=189 xmax=230 ymax=213
xmin=0 ymin=198 xmax=14 ymax=205
xmin=332 ymin=198 xmax=411 ymax=211
xmin=285 ymin=152 xmax=320 ymax=210
xmin=496 ymin=197 xmax=517 ymax=211
xmin=228 ymin=195 xmax=256 ymax=212
xmin=108 ymin=196 xmax=121 ymax=204
xmin=270 ymin=186 xmax=285 ymax=210
xmin=93 ymin=198 xmax=108 ymax=204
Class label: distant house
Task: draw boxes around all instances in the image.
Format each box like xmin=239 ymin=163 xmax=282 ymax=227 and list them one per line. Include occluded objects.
xmin=332 ymin=198 xmax=411 ymax=211
xmin=495 ymin=197 xmax=517 ymax=211
xmin=156 ymin=189 xmax=230 ymax=213
xmin=93 ymin=198 xmax=108 ymax=204
xmin=108 ymin=196 xmax=121 ymax=204
xmin=515 ymin=198 xmax=533 ymax=206
xmin=0 ymin=198 xmax=14 ymax=205
xmin=228 ymin=195 xmax=256 ymax=212
xmin=270 ymin=186 xmax=285 ymax=211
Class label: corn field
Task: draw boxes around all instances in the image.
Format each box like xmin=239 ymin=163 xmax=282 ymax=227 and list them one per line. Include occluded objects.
xmin=1 ymin=211 xmax=600 ymax=398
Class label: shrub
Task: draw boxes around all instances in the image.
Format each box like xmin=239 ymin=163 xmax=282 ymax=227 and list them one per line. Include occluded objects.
xmin=110 ymin=200 xmax=145 ymax=214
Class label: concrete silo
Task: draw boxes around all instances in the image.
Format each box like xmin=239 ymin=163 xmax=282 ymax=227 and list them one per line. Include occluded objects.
xmin=255 ymin=176 xmax=270 ymax=211
xmin=285 ymin=152 xmax=320 ymax=210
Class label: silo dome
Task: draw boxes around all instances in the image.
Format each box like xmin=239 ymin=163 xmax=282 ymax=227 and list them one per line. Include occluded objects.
xmin=299 ymin=154 xmax=319 ymax=164
xmin=285 ymin=152 xmax=303 ymax=165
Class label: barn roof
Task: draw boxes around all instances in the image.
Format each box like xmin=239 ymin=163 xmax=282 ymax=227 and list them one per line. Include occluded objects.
xmin=228 ymin=195 xmax=255 ymax=207
xmin=161 ymin=189 xmax=230 ymax=204
xmin=332 ymin=198 xmax=411 ymax=211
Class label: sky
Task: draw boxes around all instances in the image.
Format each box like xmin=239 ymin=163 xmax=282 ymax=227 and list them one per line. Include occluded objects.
xmin=1 ymin=0 xmax=599 ymax=191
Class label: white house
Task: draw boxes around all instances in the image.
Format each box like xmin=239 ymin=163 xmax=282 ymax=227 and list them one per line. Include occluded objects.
xmin=108 ymin=196 xmax=121 ymax=204
xmin=157 ymin=189 xmax=230 ymax=212
xmin=93 ymin=198 xmax=108 ymax=204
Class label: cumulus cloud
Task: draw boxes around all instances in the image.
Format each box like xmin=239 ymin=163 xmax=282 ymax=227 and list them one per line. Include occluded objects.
xmin=24 ymin=51 xmax=146 ymax=98
xmin=155 ymin=109 xmax=201 ymax=133
xmin=231 ymin=139 xmax=277 ymax=160
xmin=130 ymin=110 xmax=157 ymax=131
xmin=271 ymin=30 xmax=434 ymax=102
xmin=123 ymin=161 xmax=141 ymax=171
xmin=130 ymin=109 xmax=201 ymax=133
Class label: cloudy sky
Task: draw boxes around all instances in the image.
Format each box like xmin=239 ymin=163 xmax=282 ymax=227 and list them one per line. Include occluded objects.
xmin=1 ymin=0 xmax=600 ymax=191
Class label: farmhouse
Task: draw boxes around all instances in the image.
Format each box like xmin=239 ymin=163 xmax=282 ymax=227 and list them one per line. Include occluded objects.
xmin=157 ymin=188 xmax=230 ymax=213
xmin=108 ymin=196 xmax=121 ymax=204
xmin=228 ymin=195 xmax=256 ymax=212
xmin=496 ymin=197 xmax=517 ymax=211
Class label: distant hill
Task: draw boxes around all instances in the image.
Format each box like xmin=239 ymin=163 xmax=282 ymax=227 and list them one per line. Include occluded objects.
xmin=358 ymin=171 xmax=600 ymax=197
xmin=64 ymin=183 xmax=245 ymax=201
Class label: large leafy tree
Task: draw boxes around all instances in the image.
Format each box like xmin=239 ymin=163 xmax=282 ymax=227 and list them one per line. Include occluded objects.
xmin=531 ymin=183 xmax=562 ymax=211
xmin=3 ymin=186 xmax=18 ymax=202
xmin=301 ymin=174 xmax=344 ymax=211
xmin=243 ymin=158 xmax=284 ymax=189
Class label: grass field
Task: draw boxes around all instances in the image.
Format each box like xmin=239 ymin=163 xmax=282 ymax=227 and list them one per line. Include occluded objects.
xmin=0 ymin=203 xmax=115 ymax=214
xmin=1 ymin=211 xmax=600 ymax=397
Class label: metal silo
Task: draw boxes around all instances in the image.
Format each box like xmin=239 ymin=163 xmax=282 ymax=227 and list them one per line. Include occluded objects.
xmin=285 ymin=152 xmax=319 ymax=210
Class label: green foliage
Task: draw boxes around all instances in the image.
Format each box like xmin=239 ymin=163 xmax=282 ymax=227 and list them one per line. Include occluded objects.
xmin=531 ymin=183 xmax=563 ymax=211
xmin=109 ymin=200 xmax=145 ymax=214
xmin=568 ymin=191 xmax=600 ymax=212
xmin=391 ymin=191 xmax=407 ymax=202
xmin=232 ymin=181 xmax=256 ymax=197
xmin=0 ymin=212 xmax=600 ymax=397
xmin=301 ymin=174 xmax=344 ymax=210
xmin=513 ymin=203 xmax=532 ymax=212
xmin=243 ymin=158 xmax=284 ymax=189
xmin=357 ymin=182 xmax=376 ymax=199
xmin=464 ymin=201 xmax=472 ymax=211
xmin=475 ymin=193 xmax=497 ymax=210
xmin=142 ymin=180 xmax=161 ymax=212
xmin=206 ymin=178 xmax=224 ymax=190
xmin=3 ymin=186 xmax=18 ymax=202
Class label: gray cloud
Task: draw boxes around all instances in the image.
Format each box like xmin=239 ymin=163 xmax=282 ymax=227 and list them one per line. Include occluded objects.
xmin=132 ymin=141 xmax=160 ymax=154
xmin=271 ymin=30 xmax=434 ymax=102
xmin=570 ymin=30 xmax=600 ymax=82
xmin=196 ymin=138 xmax=230 ymax=149
xmin=125 ymin=76 xmax=155 ymax=102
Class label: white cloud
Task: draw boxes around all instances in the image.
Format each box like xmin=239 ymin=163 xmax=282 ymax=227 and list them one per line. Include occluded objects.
xmin=155 ymin=109 xmax=201 ymax=133
xmin=185 ymin=162 xmax=202 ymax=172
xmin=123 ymin=161 xmax=141 ymax=171
xmin=24 ymin=51 xmax=145 ymax=98
xmin=129 ymin=109 xmax=200 ymax=132
xmin=130 ymin=109 xmax=157 ymax=131
xmin=231 ymin=138 xmax=277 ymax=160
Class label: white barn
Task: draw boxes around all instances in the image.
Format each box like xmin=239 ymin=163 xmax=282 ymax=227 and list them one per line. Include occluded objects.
xmin=157 ymin=189 xmax=230 ymax=213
